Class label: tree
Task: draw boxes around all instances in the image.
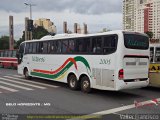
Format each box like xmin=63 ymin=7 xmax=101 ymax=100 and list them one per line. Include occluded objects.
xmin=15 ymin=26 xmax=52 ymax=48
xmin=32 ymin=26 xmax=50 ymax=39
xmin=145 ymin=31 xmax=153 ymax=39
xmin=0 ymin=36 xmax=9 ymax=50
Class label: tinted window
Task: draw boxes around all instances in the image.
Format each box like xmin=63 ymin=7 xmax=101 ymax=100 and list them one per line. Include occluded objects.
xmin=91 ymin=37 xmax=102 ymax=54
xmin=28 ymin=43 xmax=33 ymax=53
xmin=155 ymin=47 xmax=160 ymax=62
xmin=124 ymin=34 xmax=149 ymax=50
xmin=25 ymin=43 xmax=29 ymax=54
xmin=37 ymin=42 xmax=43 ymax=53
xmin=68 ymin=39 xmax=75 ymax=53
xmin=150 ymin=47 xmax=154 ymax=63
xmin=76 ymin=38 xmax=90 ymax=53
xmin=48 ymin=41 xmax=58 ymax=54
xmin=32 ymin=43 xmax=37 ymax=54
xmin=55 ymin=41 xmax=61 ymax=53
xmin=42 ymin=42 xmax=48 ymax=54
xmin=103 ymin=35 xmax=118 ymax=54
xmin=62 ymin=40 xmax=69 ymax=53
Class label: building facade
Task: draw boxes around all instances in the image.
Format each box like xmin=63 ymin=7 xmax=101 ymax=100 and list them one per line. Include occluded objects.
xmin=34 ymin=18 xmax=57 ymax=34
xmin=123 ymin=0 xmax=160 ymax=40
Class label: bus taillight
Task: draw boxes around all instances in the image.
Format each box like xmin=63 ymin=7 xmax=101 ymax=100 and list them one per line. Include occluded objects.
xmin=119 ymin=69 xmax=124 ymax=80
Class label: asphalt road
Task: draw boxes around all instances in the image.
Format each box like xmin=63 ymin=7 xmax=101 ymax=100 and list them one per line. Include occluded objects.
xmin=0 ymin=68 xmax=160 ymax=120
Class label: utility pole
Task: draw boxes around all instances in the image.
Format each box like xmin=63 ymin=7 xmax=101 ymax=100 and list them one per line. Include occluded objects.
xmin=24 ymin=2 xmax=36 ymax=40
xmin=24 ymin=2 xmax=36 ymax=20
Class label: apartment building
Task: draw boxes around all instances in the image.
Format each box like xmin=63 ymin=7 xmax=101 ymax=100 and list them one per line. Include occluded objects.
xmin=123 ymin=0 xmax=160 ymax=40
xmin=34 ymin=18 xmax=57 ymax=34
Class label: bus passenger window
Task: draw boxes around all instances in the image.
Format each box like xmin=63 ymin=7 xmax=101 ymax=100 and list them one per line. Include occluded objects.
xmin=48 ymin=41 xmax=52 ymax=53
xmin=76 ymin=38 xmax=90 ymax=53
xmin=103 ymin=35 xmax=118 ymax=54
xmin=68 ymin=40 xmax=75 ymax=53
xmin=92 ymin=37 xmax=102 ymax=54
xmin=32 ymin=43 xmax=37 ymax=54
xmin=62 ymin=40 xmax=68 ymax=53
xmin=55 ymin=41 xmax=61 ymax=53
xmin=155 ymin=47 xmax=160 ymax=62
xmin=25 ymin=43 xmax=29 ymax=54
xmin=29 ymin=43 xmax=33 ymax=53
xmin=42 ymin=42 xmax=48 ymax=54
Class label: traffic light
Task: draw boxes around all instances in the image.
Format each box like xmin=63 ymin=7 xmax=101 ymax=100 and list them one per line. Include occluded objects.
xmin=27 ymin=19 xmax=33 ymax=31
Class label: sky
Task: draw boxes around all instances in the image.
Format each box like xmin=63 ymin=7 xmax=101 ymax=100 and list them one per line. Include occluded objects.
xmin=0 ymin=0 xmax=123 ymax=40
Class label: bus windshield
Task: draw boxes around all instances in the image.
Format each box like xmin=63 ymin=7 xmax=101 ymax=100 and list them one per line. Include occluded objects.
xmin=124 ymin=34 xmax=149 ymax=50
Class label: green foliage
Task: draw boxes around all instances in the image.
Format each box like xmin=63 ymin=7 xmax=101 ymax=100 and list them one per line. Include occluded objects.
xmin=145 ymin=31 xmax=153 ymax=39
xmin=15 ymin=26 xmax=52 ymax=49
xmin=32 ymin=26 xmax=50 ymax=39
xmin=0 ymin=36 xmax=9 ymax=50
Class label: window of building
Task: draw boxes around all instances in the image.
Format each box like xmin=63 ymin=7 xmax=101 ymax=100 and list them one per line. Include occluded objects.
xmin=155 ymin=47 xmax=160 ymax=62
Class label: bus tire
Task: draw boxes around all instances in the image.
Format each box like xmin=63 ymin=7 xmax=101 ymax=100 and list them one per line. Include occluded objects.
xmin=24 ymin=68 xmax=31 ymax=80
xmin=81 ymin=76 xmax=91 ymax=93
xmin=68 ymin=74 xmax=79 ymax=90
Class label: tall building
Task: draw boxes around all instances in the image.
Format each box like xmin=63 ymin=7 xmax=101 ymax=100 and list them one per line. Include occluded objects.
xmin=123 ymin=0 xmax=160 ymax=40
xmin=34 ymin=18 xmax=57 ymax=34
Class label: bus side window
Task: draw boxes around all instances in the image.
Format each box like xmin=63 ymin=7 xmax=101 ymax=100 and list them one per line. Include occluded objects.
xmin=28 ymin=43 xmax=33 ymax=54
xmin=25 ymin=43 xmax=29 ymax=54
xmin=42 ymin=42 xmax=48 ymax=54
xmin=103 ymin=35 xmax=118 ymax=54
xmin=49 ymin=41 xmax=56 ymax=54
xmin=48 ymin=41 xmax=52 ymax=54
xmin=62 ymin=40 xmax=69 ymax=53
xmin=92 ymin=37 xmax=102 ymax=54
xmin=37 ymin=42 xmax=43 ymax=53
xmin=155 ymin=47 xmax=160 ymax=62
xmin=32 ymin=42 xmax=37 ymax=54
xmin=36 ymin=42 xmax=40 ymax=54
xmin=55 ymin=41 xmax=61 ymax=53
xmin=68 ymin=39 xmax=75 ymax=53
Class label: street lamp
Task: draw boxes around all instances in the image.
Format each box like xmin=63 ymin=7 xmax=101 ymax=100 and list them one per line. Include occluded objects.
xmin=24 ymin=2 xmax=36 ymax=19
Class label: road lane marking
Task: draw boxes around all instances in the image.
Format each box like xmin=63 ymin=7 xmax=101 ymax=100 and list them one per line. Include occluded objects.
xmin=68 ymin=98 xmax=160 ymax=120
xmin=11 ymin=75 xmax=23 ymax=77
xmin=0 ymin=77 xmax=46 ymax=89
xmin=91 ymin=98 xmax=160 ymax=114
xmin=0 ymin=85 xmax=18 ymax=92
xmin=4 ymin=76 xmax=59 ymax=88
xmin=0 ymin=80 xmax=33 ymax=91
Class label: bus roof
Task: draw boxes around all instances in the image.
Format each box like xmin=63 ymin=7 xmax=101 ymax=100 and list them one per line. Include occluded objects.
xmin=23 ymin=30 xmax=147 ymax=43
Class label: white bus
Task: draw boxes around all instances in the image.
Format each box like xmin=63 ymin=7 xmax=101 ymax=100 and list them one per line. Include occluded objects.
xmin=149 ymin=44 xmax=160 ymax=87
xmin=17 ymin=30 xmax=149 ymax=93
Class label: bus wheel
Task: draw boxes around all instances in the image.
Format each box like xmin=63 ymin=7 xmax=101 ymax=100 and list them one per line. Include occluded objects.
xmin=24 ymin=68 xmax=31 ymax=80
xmin=68 ymin=74 xmax=79 ymax=90
xmin=81 ymin=76 xmax=91 ymax=93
